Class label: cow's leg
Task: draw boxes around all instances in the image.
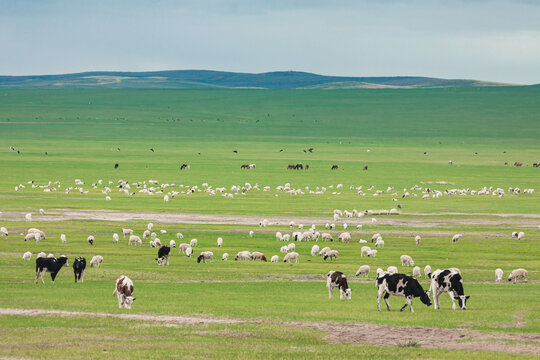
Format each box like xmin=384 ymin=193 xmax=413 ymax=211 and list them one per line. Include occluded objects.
xmin=434 ymin=290 xmax=441 ymax=310
xmin=339 ymin=289 xmax=344 ymax=300
xmin=407 ymin=297 xmax=414 ymax=312
xmin=118 ymin=295 xmax=124 ymax=308
xmin=81 ymin=269 xmax=85 ymax=283
xmin=74 ymin=271 xmax=78 ymax=283
xmin=449 ymin=292 xmax=457 ymax=310
xmin=383 ymin=292 xmax=391 ymax=311
xmin=377 ymin=288 xmax=384 ymax=311
xmin=40 ymin=271 xmax=45 ymax=284
xmin=36 ymin=269 xmax=40 ymax=284
xmin=328 ymin=284 xmax=333 ymax=299
xmin=400 ymin=299 xmax=409 ymax=312
xmin=51 ymin=272 xmax=56 ymax=284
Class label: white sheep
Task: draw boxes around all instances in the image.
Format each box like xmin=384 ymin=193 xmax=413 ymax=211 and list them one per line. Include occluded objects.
xmin=249 ymin=231 xmax=254 ymax=238
xmin=143 ymin=230 xmax=151 ymax=239
xmin=60 ymin=234 xmax=66 ymax=243
xmin=185 ymin=246 xmax=193 ymax=258
xmin=149 ymin=240 xmax=155 ymax=247
xmin=87 ymin=235 xmax=95 ymax=245
xmin=319 ymin=247 xmax=331 ymax=256
xmin=47 ymin=253 xmax=55 ymax=258
xmin=169 ymin=240 xmax=176 ymax=248
xmin=113 ymin=233 xmax=119 ymax=243
xmin=355 ymin=265 xmax=370 ymax=278
xmin=128 ymin=235 xmax=142 ymax=246
xmin=358 ymin=239 xmax=367 ymax=243
xmin=235 ymin=251 xmax=252 ymax=261
xmin=283 ymin=252 xmax=299 ymax=263
xmin=281 ymin=234 xmax=290 ymax=242
xmin=508 ymin=269 xmax=527 ymax=283
xmin=321 ymin=233 xmax=333 ymax=241
xmin=22 ymin=251 xmax=32 ymax=261
xmin=338 ymin=232 xmax=351 ymax=243
xmin=323 ymin=250 xmax=339 ymax=261
xmin=37 ymin=252 xmax=46 ymax=259
xmin=222 ymin=253 xmax=229 ymax=261
xmin=424 ymin=265 xmax=432 ymax=278
xmin=154 ymin=238 xmax=162 ymax=248
xmin=176 ymin=232 xmax=184 ymax=239
xmin=387 ymin=266 xmax=398 ymax=274
xmin=400 ymin=255 xmax=414 ymax=266
xmin=275 ymin=232 xmax=282 ymax=241
xmin=412 ymin=266 xmax=421 ymax=278
xmin=190 ymin=238 xmax=198 ymax=247
xmin=361 ymin=246 xmax=371 ymax=257
xmin=25 ymin=213 xmax=32 ymax=221
xmin=122 ymin=228 xmax=133 ymax=237
xmin=0 ymin=227 xmax=8 ymax=237
xmin=286 ymin=243 xmax=296 ymax=252
xmin=311 ymin=245 xmax=320 ymax=256
xmin=197 ymin=251 xmax=214 ymax=263
xmin=280 ymin=245 xmax=288 ymax=253
xmin=217 ymin=237 xmax=223 ymax=247
xmin=371 ymin=233 xmax=381 ymax=243
xmin=374 ymin=238 xmax=384 ymax=247
xmin=271 ymin=255 xmax=279 ymax=262
xmin=90 ymin=255 xmax=103 ymax=268
xmin=147 ymin=223 xmax=154 ymax=231
xmin=376 ymin=268 xmax=385 ymax=278
xmin=415 ymin=235 xmax=421 ymax=245
xmin=511 ymin=231 xmax=518 ymax=238
xmin=517 ymin=232 xmax=525 ymax=240
xmin=367 ymin=249 xmax=378 ymax=257
xmin=39 ymin=208 xmax=45 ymax=214
xmin=452 ymin=234 xmax=462 ymax=243
xmin=495 ymin=268 xmax=503 ymax=282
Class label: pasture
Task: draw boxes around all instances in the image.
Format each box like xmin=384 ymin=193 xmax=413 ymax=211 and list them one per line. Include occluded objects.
xmin=0 ymin=88 xmax=539 ymax=359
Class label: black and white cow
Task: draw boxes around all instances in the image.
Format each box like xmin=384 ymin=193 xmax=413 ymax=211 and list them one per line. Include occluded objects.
xmin=35 ymin=255 xmax=69 ymax=284
xmin=73 ymin=256 xmax=86 ymax=283
xmin=156 ymin=245 xmax=170 ymax=266
xmin=326 ymin=271 xmax=352 ymax=300
xmin=377 ymin=273 xmax=431 ymax=312
xmin=430 ymin=269 xmax=470 ymax=310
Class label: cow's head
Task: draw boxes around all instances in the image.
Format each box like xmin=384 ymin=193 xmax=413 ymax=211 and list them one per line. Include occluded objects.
xmin=155 ymin=257 xmax=164 ymax=265
xmin=420 ymin=290 xmax=432 ymax=306
xmin=457 ymin=295 xmax=470 ymax=310
xmin=344 ymin=288 xmax=352 ymax=300
xmin=124 ymin=296 xmax=136 ymax=309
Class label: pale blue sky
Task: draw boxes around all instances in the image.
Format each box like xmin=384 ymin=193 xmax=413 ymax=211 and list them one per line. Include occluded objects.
xmin=1 ymin=0 xmax=539 ymax=83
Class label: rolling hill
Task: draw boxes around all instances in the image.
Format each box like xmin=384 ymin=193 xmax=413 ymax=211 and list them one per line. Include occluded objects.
xmin=0 ymin=70 xmax=517 ymax=89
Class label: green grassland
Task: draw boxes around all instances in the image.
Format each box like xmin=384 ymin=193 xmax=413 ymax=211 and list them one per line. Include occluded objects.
xmin=0 ymin=88 xmax=539 ymax=358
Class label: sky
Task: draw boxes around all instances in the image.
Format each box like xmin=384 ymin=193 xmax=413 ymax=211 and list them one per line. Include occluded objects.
xmin=1 ymin=0 xmax=539 ymax=84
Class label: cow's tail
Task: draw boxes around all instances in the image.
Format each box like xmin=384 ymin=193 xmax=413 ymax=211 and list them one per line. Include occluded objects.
xmin=112 ymin=287 xmax=117 ymax=297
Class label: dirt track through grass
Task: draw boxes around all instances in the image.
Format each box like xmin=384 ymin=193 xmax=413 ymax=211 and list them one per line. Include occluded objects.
xmin=2 ymin=308 xmax=539 ymax=355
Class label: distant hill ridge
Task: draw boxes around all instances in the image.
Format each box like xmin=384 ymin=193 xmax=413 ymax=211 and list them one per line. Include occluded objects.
xmin=0 ymin=70 xmax=518 ymax=89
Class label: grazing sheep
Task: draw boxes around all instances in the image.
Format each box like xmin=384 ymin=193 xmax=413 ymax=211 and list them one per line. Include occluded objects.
xmin=222 ymin=253 xmax=229 ymax=261
xmin=154 ymin=238 xmax=162 ymax=248
xmin=143 ymin=230 xmax=151 ymax=239
xmin=387 ymin=266 xmax=398 ymax=275
xmin=517 ymin=232 xmax=525 ymax=240
xmin=113 ymin=233 xmax=119 ymax=243
xmin=185 ymin=246 xmax=193 ymax=258
xmin=149 ymin=241 xmax=155 ymax=247
xmin=197 ymin=251 xmax=214 ymax=263
xmin=321 ymin=233 xmax=333 ymax=242
xmin=281 ymin=234 xmax=290 ymax=242
xmin=37 ymin=252 xmax=46 ymax=259
xmin=412 ymin=266 xmax=421 ymax=278
xmin=374 ymin=238 xmax=384 ymax=247
xmin=217 ymin=237 xmax=223 ymax=247
xmin=178 ymin=243 xmax=190 ymax=253
xmin=495 ymin=268 xmax=503 ymax=282
xmin=169 ymin=240 xmax=176 ymax=248
xmin=176 ymin=232 xmax=184 ymax=239
xmin=90 ymin=255 xmax=103 ymax=268
xmin=361 ymin=246 xmax=371 ymax=257
xmin=286 ymin=243 xmax=296 ymax=252
xmin=508 ymin=268 xmax=528 ymax=283
xmin=271 ymin=255 xmax=279 ymax=262
xmin=128 ymin=235 xmax=142 ymax=246
xmin=25 ymin=213 xmax=32 ymax=221
xmin=367 ymin=249 xmax=378 ymax=257
xmin=323 ymin=250 xmax=339 ymax=261
xmin=25 ymin=232 xmax=36 ymax=242
xmin=60 ymin=234 xmax=66 ymax=243
xmin=376 ymin=268 xmax=385 ymax=278
xmin=452 ymin=234 xmax=462 ymax=243
xmin=283 ymin=252 xmax=299 ymax=263
xmin=371 ymin=233 xmax=381 ymax=243
xmin=424 ymin=265 xmax=432 ymax=278
xmin=338 ymin=232 xmax=351 ymax=243
xmin=311 ymin=245 xmax=320 ymax=256
xmin=275 ymin=232 xmax=282 ymax=241
xmin=249 ymin=231 xmax=254 ymax=238
xmin=511 ymin=231 xmax=518 ymax=238
xmin=0 ymin=226 xmax=8 ymax=237
xmin=355 ymin=265 xmax=370 ymax=278
xmin=251 ymin=251 xmax=267 ymax=262
xmin=280 ymin=245 xmax=288 ymax=253
xmin=122 ymin=228 xmax=134 ymax=237
xmin=87 ymin=235 xmax=95 ymax=246
xmin=22 ymin=251 xmax=32 ymax=261
xmin=400 ymin=255 xmax=414 ymax=267
xmin=147 ymin=223 xmax=154 ymax=231
xmin=415 ymin=235 xmax=421 ymax=245
xmin=319 ymin=247 xmax=331 ymax=256
xmin=190 ymin=238 xmax=198 ymax=247
xmin=235 ymin=251 xmax=252 ymax=261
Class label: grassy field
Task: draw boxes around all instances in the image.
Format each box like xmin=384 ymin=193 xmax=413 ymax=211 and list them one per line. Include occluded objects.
xmin=0 ymin=88 xmax=539 ymax=358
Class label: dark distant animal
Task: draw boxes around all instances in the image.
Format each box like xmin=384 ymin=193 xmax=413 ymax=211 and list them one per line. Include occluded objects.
xmin=296 ymin=163 xmax=303 ymax=170
xmin=504 ymin=162 xmax=508 ymax=165
xmin=45 ymin=152 xmax=48 ymax=155
xmin=180 ymin=163 xmax=189 ymax=170
xmin=279 ymin=149 xmax=284 ymax=152
xmin=241 ymin=164 xmax=249 ymax=169
xmin=287 ymin=164 xmax=296 ymax=170
xmin=429 ymin=269 xmax=469 ymax=310
xmin=308 ymin=148 xmax=314 ymax=153
xmin=156 ymin=245 xmax=170 ymax=266
xmin=305 ymin=164 xmax=309 ymax=170
xmin=376 ymin=273 xmax=431 ymax=312
xmin=327 ymin=271 xmax=351 ymax=300
xmin=35 ymin=256 xmax=68 ymax=284
xmin=73 ymin=256 xmax=86 ymax=283
xmin=114 ymin=163 xmax=119 ymax=169
xmin=331 ymin=165 xmax=338 ymax=170
xmin=533 ymin=163 xmax=539 ymax=168
xmin=150 ymin=148 xmax=154 ymax=152
xmin=514 ymin=162 xmax=522 ymax=167
xmin=363 ymin=165 xmax=368 ymax=171
xmin=233 ymin=150 xmax=238 ymax=153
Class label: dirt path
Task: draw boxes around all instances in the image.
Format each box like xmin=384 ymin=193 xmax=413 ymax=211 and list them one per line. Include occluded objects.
xmin=2 ymin=209 xmax=540 ymax=227
xmin=1 ymin=308 xmax=538 ymax=355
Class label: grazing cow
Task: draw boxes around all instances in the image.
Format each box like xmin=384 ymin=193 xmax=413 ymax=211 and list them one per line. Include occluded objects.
xmin=430 ymin=269 xmax=470 ymax=310
xmin=331 ymin=165 xmax=338 ymax=170
xmin=114 ymin=163 xmax=119 ymax=169
xmin=73 ymin=256 xmax=86 ymax=283
xmin=363 ymin=165 xmax=368 ymax=171
xmin=326 ymin=271 xmax=352 ymax=300
xmin=35 ymin=256 xmax=69 ymax=284
xmin=241 ymin=164 xmax=249 ymax=169
xmin=287 ymin=164 xmax=296 ymax=170
xmin=156 ymin=245 xmax=170 ymax=266
xmin=377 ymin=273 xmax=431 ymax=312
xmin=113 ymin=275 xmax=135 ymax=309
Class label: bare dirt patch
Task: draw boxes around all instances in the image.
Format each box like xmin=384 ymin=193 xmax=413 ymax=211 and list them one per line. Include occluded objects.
xmin=1 ymin=308 xmax=539 ymax=355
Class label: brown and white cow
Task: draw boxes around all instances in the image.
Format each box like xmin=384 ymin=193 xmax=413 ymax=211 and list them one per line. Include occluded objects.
xmin=112 ymin=275 xmax=136 ymax=309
